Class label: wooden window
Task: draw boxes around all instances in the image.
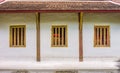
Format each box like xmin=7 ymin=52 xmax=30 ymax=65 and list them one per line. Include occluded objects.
xmin=15 ymin=70 xmax=28 ymax=73
xmin=10 ymin=25 xmax=26 ymax=47
xmin=94 ymin=25 xmax=110 ymax=47
xmin=51 ymin=25 xmax=67 ymax=47
xmin=56 ymin=71 xmax=78 ymax=73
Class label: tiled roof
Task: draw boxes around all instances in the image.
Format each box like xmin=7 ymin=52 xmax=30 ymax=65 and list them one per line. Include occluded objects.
xmin=0 ymin=0 xmax=120 ymax=11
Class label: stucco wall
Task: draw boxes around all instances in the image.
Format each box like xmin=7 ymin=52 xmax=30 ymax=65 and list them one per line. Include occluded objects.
xmin=0 ymin=13 xmax=36 ymax=61
xmin=40 ymin=13 xmax=79 ymax=61
xmin=1 ymin=13 xmax=120 ymax=62
xmin=83 ymin=13 xmax=120 ymax=61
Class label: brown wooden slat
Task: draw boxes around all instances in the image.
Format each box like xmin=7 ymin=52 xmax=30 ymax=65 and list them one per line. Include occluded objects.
xmin=107 ymin=27 xmax=110 ymax=46
xmin=58 ymin=27 xmax=60 ymax=46
xmin=60 ymin=28 xmax=62 ymax=45
xmin=64 ymin=27 xmax=66 ymax=46
xmin=62 ymin=27 xmax=64 ymax=46
xmin=100 ymin=27 xmax=102 ymax=46
xmin=23 ymin=28 xmax=25 ymax=46
xmin=97 ymin=27 xmax=99 ymax=46
xmin=104 ymin=28 xmax=106 ymax=46
xmin=51 ymin=27 xmax=53 ymax=46
xmin=57 ymin=28 xmax=59 ymax=45
xmin=53 ymin=28 xmax=55 ymax=46
xmin=17 ymin=28 xmax=19 ymax=46
xmin=65 ymin=27 xmax=67 ymax=46
xmin=14 ymin=28 xmax=16 ymax=46
xmin=94 ymin=27 xmax=97 ymax=46
xmin=21 ymin=27 xmax=23 ymax=46
xmin=55 ymin=27 xmax=57 ymax=46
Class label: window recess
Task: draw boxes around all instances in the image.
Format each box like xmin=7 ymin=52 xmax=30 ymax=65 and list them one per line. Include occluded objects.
xmin=51 ymin=25 xmax=67 ymax=47
xmin=10 ymin=25 xmax=26 ymax=47
xmin=94 ymin=25 xmax=110 ymax=47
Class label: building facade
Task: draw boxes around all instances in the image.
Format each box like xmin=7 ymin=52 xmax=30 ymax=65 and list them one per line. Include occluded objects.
xmin=0 ymin=0 xmax=120 ymax=72
xmin=0 ymin=12 xmax=120 ymax=62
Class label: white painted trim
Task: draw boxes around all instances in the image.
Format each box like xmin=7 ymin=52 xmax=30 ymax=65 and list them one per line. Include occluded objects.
xmin=0 ymin=61 xmax=118 ymax=70
xmin=110 ymin=1 xmax=120 ymax=5
xmin=0 ymin=0 xmax=6 ymax=4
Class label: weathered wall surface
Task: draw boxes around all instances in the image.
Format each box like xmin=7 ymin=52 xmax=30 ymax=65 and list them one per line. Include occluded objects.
xmin=0 ymin=13 xmax=36 ymax=61
xmin=83 ymin=13 xmax=120 ymax=61
xmin=40 ymin=13 xmax=79 ymax=61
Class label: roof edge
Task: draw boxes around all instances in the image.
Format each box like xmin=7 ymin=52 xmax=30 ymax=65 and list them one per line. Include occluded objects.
xmin=0 ymin=0 xmax=120 ymax=11
xmin=111 ymin=0 xmax=120 ymax=5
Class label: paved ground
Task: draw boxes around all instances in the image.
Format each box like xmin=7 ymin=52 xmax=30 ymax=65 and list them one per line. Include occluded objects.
xmin=0 ymin=61 xmax=120 ymax=70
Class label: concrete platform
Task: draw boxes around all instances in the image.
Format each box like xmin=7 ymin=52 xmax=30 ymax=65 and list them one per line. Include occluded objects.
xmin=0 ymin=61 xmax=120 ymax=70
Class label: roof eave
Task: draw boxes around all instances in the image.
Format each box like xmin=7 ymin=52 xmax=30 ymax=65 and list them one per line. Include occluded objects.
xmin=0 ymin=1 xmax=120 ymax=12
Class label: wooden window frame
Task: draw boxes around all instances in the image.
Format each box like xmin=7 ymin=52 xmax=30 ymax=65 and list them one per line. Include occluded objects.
xmin=51 ymin=25 xmax=68 ymax=47
xmin=10 ymin=25 xmax=26 ymax=47
xmin=56 ymin=71 xmax=78 ymax=73
xmin=94 ymin=25 xmax=110 ymax=47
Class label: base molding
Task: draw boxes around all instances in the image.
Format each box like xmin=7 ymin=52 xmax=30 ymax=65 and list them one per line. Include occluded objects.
xmin=0 ymin=70 xmax=120 ymax=73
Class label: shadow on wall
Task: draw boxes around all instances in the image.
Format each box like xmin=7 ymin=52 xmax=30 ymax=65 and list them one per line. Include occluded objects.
xmin=116 ymin=59 xmax=120 ymax=72
xmin=12 ymin=70 xmax=28 ymax=73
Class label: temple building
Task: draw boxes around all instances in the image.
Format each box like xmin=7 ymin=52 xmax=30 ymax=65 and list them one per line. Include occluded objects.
xmin=0 ymin=0 xmax=120 ymax=73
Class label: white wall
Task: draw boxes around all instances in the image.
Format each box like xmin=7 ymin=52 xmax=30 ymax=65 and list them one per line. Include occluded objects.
xmin=40 ymin=13 xmax=79 ymax=61
xmin=83 ymin=13 xmax=120 ymax=61
xmin=1 ymin=12 xmax=119 ymax=62
xmin=0 ymin=13 xmax=36 ymax=61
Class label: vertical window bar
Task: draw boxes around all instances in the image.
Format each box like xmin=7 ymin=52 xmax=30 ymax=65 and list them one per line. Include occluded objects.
xmin=106 ymin=28 xmax=108 ymax=45
xmin=24 ymin=27 xmax=26 ymax=46
xmin=98 ymin=28 xmax=101 ymax=45
xmin=21 ymin=27 xmax=23 ymax=46
xmin=19 ymin=28 xmax=21 ymax=45
xmin=107 ymin=27 xmax=110 ymax=46
xmin=62 ymin=27 xmax=64 ymax=46
xmin=60 ymin=28 xmax=62 ymax=45
xmin=64 ymin=27 xmax=66 ymax=45
xmin=104 ymin=28 xmax=106 ymax=46
xmin=94 ymin=27 xmax=97 ymax=46
xmin=14 ymin=28 xmax=16 ymax=46
xmin=102 ymin=28 xmax=104 ymax=45
xmin=17 ymin=27 xmax=19 ymax=46
xmin=100 ymin=27 xmax=102 ymax=46
xmin=58 ymin=27 xmax=60 ymax=46
xmin=53 ymin=28 xmax=55 ymax=46
xmin=97 ymin=27 xmax=99 ymax=46
xmin=16 ymin=28 xmax=18 ymax=46
xmin=57 ymin=27 xmax=59 ymax=45
xmin=10 ymin=27 xmax=12 ymax=46
xmin=64 ymin=27 xmax=67 ymax=46
xmin=55 ymin=27 xmax=57 ymax=46
xmin=52 ymin=27 xmax=53 ymax=46
xmin=11 ymin=28 xmax=14 ymax=46
xmin=23 ymin=28 xmax=24 ymax=46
